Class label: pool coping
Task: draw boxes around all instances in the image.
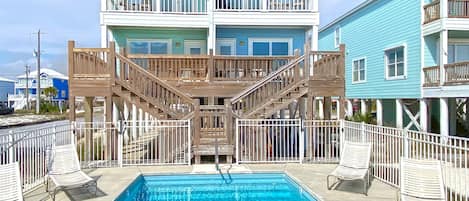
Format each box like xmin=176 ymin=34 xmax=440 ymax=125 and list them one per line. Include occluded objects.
xmin=114 ymin=170 xmax=324 ymax=201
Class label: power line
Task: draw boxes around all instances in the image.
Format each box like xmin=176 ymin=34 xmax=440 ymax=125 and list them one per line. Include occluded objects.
xmin=33 ymin=29 xmax=46 ymax=114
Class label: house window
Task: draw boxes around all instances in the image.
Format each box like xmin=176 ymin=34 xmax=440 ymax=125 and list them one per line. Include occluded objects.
xmin=385 ymin=46 xmax=406 ymax=79
xmin=216 ymin=39 xmax=236 ymax=55
xmin=127 ymin=39 xmax=172 ymax=54
xmin=334 ymin=27 xmax=341 ymax=48
xmin=248 ymin=38 xmax=293 ymax=56
xmin=448 ymin=43 xmax=469 ymax=64
xmin=352 ymin=58 xmax=366 ymax=83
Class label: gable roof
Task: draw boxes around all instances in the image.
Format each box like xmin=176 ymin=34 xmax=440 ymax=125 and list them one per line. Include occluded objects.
xmin=16 ymin=68 xmax=68 ymax=80
xmin=320 ymin=0 xmax=377 ymax=32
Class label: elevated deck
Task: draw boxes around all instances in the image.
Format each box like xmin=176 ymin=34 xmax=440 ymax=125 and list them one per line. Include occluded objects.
xmin=68 ymin=40 xmax=345 ymax=164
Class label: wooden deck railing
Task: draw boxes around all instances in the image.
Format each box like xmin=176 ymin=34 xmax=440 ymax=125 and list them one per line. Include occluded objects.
xmin=424 ymin=1 xmax=441 ymax=24
xmin=310 ymin=49 xmax=345 ymax=79
xmin=230 ymin=53 xmax=305 ymax=117
xmin=115 ymin=54 xmax=195 ymax=118
xmin=215 ymin=0 xmax=314 ymax=11
xmin=423 ymin=66 xmax=440 ymax=87
xmin=445 ymin=61 xmax=469 ymax=84
xmin=128 ymin=53 xmax=294 ymax=82
xmin=424 ymin=0 xmax=469 ymax=24
xmin=70 ymin=47 xmax=111 ymax=76
xmin=423 ymin=61 xmax=469 ymax=86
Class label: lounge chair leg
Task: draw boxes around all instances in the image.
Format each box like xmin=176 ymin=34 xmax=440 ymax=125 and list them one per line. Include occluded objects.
xmin=45 ymin=178 xmax=49 ymax=192
xmin=52 ymin=188 xmax=57 ymax=201
xmin=363 ymin=179 xmax=367 ymax=196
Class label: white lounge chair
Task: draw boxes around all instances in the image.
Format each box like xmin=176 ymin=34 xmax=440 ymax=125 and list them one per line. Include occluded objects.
xmin=327 ymin=141 xmax=372 ymax=195
xmin=46 ymin=144 xmax=97 ymax=200
xmin=399 ymin=158 xmax=445 ymax=201
xmin=0 ymin=162 xmax=23 ymax=201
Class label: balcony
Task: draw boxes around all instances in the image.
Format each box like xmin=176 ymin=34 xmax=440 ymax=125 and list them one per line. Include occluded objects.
xmin=423 ymin=61 xmax=469 ymax=87
xmin=424 ymin=0 xmax=469 ymax=24
xmin=105 ymin=0 xmax=315 ymax=13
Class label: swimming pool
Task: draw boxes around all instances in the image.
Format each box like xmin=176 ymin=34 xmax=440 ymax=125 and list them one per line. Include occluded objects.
xmin=116 ymin=173 xmax=318 ymax=201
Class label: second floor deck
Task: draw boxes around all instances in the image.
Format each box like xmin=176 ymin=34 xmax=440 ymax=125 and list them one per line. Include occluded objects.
xmin=423 ymin=0 xmax=469 ymax=35
xmin=102 ymin=0 xmax=319 ymax=27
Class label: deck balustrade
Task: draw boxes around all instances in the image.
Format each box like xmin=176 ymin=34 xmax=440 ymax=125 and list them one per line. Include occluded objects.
xmin=106 ymin=0 xmax=315 ymax=12
xmin=423 ymin=62 xmax=469 ymax=86
xmin=128 ymin=54 xmax=293 ymax=82
xmin=424 ymin=0 xmax=469 ymax=24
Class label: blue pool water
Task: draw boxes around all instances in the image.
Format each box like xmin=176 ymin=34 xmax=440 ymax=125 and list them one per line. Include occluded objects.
xmin=116 ymin=173 xmax=318 ymax=201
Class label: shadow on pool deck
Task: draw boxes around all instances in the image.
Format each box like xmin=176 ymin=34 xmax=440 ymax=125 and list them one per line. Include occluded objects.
xmin=25 ymin=164 xmax=397 ymax=201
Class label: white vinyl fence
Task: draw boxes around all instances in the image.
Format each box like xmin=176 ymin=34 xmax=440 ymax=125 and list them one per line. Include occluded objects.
xmin=0 ymin=124 xmax=72 ymax=192
xmin=74 ymin=120 xmax=192 ymax=168
xmin=236 ymin=119 xmax=469 ymax=200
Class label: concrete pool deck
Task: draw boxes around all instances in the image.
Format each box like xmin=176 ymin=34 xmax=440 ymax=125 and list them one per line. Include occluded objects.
xmin=25 ymin=164 xmax=397 ymax=201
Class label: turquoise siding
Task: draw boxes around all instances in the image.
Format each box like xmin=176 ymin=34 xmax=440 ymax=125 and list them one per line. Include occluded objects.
xmin=217 ymin=28 xmax=306 ymax=56
xmin=424 ymin=34 xmax=439 ymax=67
xmin=112 ymin=28 xmax=208 ymax=54
xmin=319 ymin=0 xmax=422 ymax=99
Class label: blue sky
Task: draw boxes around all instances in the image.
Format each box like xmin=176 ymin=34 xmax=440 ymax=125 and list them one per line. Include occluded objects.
xmin=0 ymin=0 xmax=363 ymax=80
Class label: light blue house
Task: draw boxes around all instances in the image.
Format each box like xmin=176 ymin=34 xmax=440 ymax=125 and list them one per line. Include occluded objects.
xmin=319 ymin=0 xmax=469 ymax=137
xmin=0 ymin=77 xmax=15 ymax=106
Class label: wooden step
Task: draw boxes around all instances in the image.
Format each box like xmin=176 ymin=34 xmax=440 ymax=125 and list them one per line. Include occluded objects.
xmin=193 ymin=144 xmax=234 ymax=156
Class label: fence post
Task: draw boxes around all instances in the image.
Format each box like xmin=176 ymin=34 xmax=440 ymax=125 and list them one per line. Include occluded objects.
xmin=403 ymin=129 xmax=409 ymax=158
xmin=339 ymin=119 xmax=345 ymax=151
xmin=360 ymin=121 xmax=366 ymax=143
xmin=299 ymin=119 xmax=304 ymax=164
xmin=208 ymin=49 xmax=214 ymax=82
xmin=188 ymin=119 xmax=192 ymax=166
xmin=117 ymin=121 xmax=123 ymax=168
xmin=8 ymin=130 xmax=14 ymax=164
xmin=52 ymin=124 xmax=57 ymax=147
xmin=235 ymin=118 xmax=239 ymax=165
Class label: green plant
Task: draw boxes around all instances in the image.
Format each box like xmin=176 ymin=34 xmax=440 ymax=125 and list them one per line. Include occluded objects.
xmin=346 ymin=113 xmax=376 ymax=124
xmin=43 ymin=87 xmax=58 ymax=101
xmin=39 ymin=101 xmax=60 ymax=114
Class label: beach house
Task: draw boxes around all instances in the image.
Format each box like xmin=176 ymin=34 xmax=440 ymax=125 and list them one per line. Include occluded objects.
xmin=319 ymin=0 xmax=469 ymax=137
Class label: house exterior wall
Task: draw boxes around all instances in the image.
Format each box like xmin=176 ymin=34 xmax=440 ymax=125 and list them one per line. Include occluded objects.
xmin=0 ymin=81 xmax=14 ymax=102
xmin=112 ymin=27 xmax=208 ymax=54
xmin=216 ymin=27 xmax=307 ymax=55
xmin=319 ymin=0 xmax=422 ymax=99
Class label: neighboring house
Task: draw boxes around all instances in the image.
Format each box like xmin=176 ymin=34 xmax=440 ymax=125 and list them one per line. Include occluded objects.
xmin=0 ymin=77 xmax=15 ymax=106
xmin=319 ymin=0 xmax=469 ymax=137
xmin=9 ymin=68 xmax=69 ymax=110
xmin=101 ymin=0 xmax=319 ymax=57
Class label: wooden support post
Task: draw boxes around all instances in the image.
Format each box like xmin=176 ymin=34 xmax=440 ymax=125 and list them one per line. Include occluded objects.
xmin=69 ymin=96 xmax=76 ymax=122
xmin=306 ymin=96 xmax=313 ymax=120
xmin=361 ymin=99 xmax=367 ymax=115
xmin=208 ymin=49 xmax=214 ymax=82
xmin=339 ymin=44 xmax=346 ymax=77
xmin=68 ymin=41 xmax=76 ymax=122
xmin=108 ymin=41 xmax=116 ymax=85
xmin=377 ymin=99 xmax=383 ymax=126
xmin=420 ymin=99 xmax=428 ymax=132
xmin=440 ymin=98 xmax=449 ymax=137
xmin=304 ymin=43 xmax=311 ymax=77
xmin=449 ymin=98 xmax=457 ymax=135
xmin=294 ymin=49 xmax=300 ymax=82
xmin=396 ymin=99 xmax=403 ymax=129
xmin=193 ymin=99 xmax=201 ymax=164
xmin=84 ymin=97 xmax=94 ymax=162
xmin=225 ymin=99 xmax=233 ymax=164
xmin=339 ymin=97 xmax=346 ymax=119
xmin=324 ymin=97 xmax=332 ymax=120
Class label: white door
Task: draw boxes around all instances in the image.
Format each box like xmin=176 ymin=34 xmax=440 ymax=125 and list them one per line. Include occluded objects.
xmin=184 ymin=40 xmax=206 ymax=55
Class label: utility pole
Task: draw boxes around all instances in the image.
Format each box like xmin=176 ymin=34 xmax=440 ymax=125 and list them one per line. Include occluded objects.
xmin=34 ymin=30 xmax=43 ymax=114
xmin=25 ymin=65 xmax=30 ymax=110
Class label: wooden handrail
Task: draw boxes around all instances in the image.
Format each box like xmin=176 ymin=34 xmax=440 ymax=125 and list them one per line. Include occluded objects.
xmin=116 ymin=54 xmax=194 ymax=104
xmin=230 ymin=55 xmax=305 ymax=103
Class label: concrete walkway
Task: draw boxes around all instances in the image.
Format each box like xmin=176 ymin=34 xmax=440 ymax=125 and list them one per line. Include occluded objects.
xmin=25 ymin=164 xmax=397 ymax=201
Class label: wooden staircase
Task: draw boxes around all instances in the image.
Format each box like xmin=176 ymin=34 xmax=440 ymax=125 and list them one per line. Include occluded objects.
xmin=230 ymin=55 xmax=308 ymax=119
xmin=68 ymin=41 xmax=346 ymax=164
